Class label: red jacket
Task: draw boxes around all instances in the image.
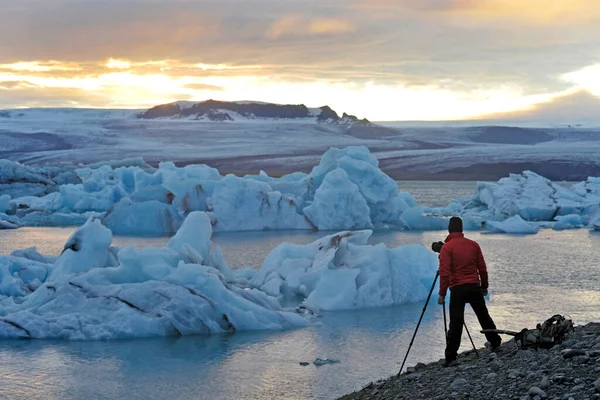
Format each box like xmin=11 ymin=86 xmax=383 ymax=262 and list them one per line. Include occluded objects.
xmin=438 ymin=232 xmax=488 ymax=296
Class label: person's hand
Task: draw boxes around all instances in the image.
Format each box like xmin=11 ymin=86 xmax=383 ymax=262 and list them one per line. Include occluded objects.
xmin=437 ymin=295 xmax=445 ymax=305
xmin=482 ymin=288 xmax=489 ymax=297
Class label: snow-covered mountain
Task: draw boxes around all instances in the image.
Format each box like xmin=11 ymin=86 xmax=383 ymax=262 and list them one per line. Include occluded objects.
xmin=139 ymin=100 xmax=374 ymax=125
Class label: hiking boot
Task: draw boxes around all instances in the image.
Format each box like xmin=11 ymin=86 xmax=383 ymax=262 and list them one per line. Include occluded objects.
xmin=443 ymin=359 xmax=457 ymax=368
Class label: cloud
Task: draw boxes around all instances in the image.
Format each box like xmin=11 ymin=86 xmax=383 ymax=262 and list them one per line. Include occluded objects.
xmin=0 ymin=0 xmax=599 ymax=119
xmin=183 ymin=83 xmax=224 ymax=91
xmin=0 ymin=80 xmax=38 ymax=89
xmin=477 ymin=89 xmax=600 ymax=123
xmin=267 ymin=16 xmax=355 ymax=39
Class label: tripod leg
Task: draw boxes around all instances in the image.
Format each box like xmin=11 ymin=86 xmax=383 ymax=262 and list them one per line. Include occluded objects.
xmin=442 ymin=301 xmax=448 ymax=346
xmin=464 ymin=323 xmax=479 ymax=357
xmin=397 ymin=271 xmax=439 ymax=377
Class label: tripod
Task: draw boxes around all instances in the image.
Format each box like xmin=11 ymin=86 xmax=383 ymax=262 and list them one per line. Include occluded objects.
xmin=397 ymin=270 xmax=479 ymax=376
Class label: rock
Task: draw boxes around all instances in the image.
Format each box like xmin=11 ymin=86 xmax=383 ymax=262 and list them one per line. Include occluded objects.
xmin=414 ymin=362 xmax=427 ymax=370
xmin=528 ymin=386 xmax=546 ymax=398
xmin=562 ymin=349 xmax=587 ymax=359
xmin=592 ymin=394 xmax=600 ymax=400
xmin=490 ymin=359 xmax=504 ymax=371
xmin=590 ymin=350 xmax=600 ymax=357
xmin=594 ymin=379 xmax=600 ymax=392
xmin=571 ymin=384 xmax=585 ymax=391
xmin=450 ymin=378 xmax=469 ymax=390
xmin=487 ymin=373 xmax=498 ymax=380
xmin=530 ymin=361 xmax=539 ymax=369
xmin=299 ymin=362 xmax=310 ymax=366
xmin=540 ymin=376 xmax=550 ymax=389
xmin=527 ymin=372 xmax=538 ymax=381
xmin=562 ymin=339 xmax=579 ymax=348
xmin=573 ymin=355 xmax=590 ymax=364
xmin=406 ymin=373 xmax=422 ymax=381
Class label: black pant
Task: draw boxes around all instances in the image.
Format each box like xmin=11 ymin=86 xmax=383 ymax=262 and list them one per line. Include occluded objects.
xmin=445 ymin=283 xmax=501 ymax=361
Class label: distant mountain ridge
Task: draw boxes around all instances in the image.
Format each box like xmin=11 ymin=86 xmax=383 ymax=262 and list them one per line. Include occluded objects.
xmin=138 ymin=100 xmax=374 ymax=125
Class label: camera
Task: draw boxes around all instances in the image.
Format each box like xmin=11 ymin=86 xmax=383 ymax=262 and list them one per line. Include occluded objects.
xmin=431 ymin=241 xmax=444 ymax=253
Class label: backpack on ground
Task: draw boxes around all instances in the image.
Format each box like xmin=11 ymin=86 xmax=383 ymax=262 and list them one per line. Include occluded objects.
xmin=482 ymin=314 xmax=574 ymax=349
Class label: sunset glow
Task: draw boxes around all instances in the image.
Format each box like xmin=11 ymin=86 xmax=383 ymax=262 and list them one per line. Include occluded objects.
xmin=1 ymin=0 xmax=599 ymax=120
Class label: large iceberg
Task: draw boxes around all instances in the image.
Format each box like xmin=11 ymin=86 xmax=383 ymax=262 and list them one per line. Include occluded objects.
xmin=0 ymin=213 xmax=307 ymax=339
xmin=249 ymin=230 xmax=438 ymax=310
xmin=5 ymin=151 xmax=600 ymax=234
xmin=1 ymin=147 xmax=416 ymax=235
xmin=0 ymin=212 xmax=443 ymax=339
xmin=439 ymin=171 xmax=600 ymax=230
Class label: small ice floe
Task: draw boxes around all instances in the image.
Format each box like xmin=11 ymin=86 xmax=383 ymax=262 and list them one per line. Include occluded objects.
xmin=313 ymin=358 xmax=341 ymax=366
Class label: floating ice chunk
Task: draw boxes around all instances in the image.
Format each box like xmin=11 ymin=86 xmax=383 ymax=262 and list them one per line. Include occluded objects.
xmin=0 ymin=213 xmax=308 ymax=340
xmin=313 ymin=358 xmax=341 ymax=366
xmin=0 ymin=195 xmax=10 ymax=213
xmin=0 ymin=159 xmax=54 ymax=186
xmin=590 ymin=210 xmax=600 ymax=231
xmin=103 ymin=199 xmax=182 ymax=236
xmin=210 ymin=175 xmax=310 ymax=231
xmin=487 ymin=215 xmax=538 ymax=234
xmin=167 ymin=211 xmax=213 ymax=263
xmin=400 ymin=207 xmax=449 ymax=231
xmin=552 ymin=214 xmax=584 ymax=231
xmin=59 ymin=183 xmax=127 ymax=213
xmin=11 ymin=247 xmax=58 ymax=264
xmin=20 ymin=211 xmax=104 ymax=227
xmin=0 ymin=218 xmax=19 ymax=229
xmin=304 ymin=168 xmax=373 ymax=230
xmin=0 ymin=256 xmax=51 ymax=296
xmin=48 ymin=218 xmax=113 ymax=281
xmin=453 ymin=171 xmax=600 ymax=225
xmin=251 ymin=230 xmax=438 ymax=310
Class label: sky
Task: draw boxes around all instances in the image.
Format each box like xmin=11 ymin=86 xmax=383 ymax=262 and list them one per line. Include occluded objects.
xmin=1 ymin=0 xmax=600 ymax=121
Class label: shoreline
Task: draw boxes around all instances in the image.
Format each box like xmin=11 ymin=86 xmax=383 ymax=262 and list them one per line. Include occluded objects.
xmin=339 ymin=322 xmax=600 ymax=400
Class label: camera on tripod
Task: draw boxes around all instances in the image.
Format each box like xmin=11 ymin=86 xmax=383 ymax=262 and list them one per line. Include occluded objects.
xmin=431 ymin=241 xmax=444 ymax=253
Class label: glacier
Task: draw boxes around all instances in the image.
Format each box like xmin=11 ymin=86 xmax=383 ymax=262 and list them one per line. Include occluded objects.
xmin=0 ymin=212 xmax=439 ymax=340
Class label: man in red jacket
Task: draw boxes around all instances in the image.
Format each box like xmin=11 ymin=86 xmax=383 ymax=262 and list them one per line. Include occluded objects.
xmin=437 ymin=216 xmax=501 ymax=365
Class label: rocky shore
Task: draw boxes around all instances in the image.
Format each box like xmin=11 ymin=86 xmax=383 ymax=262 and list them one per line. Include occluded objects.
xmin=340 ymin=323 xmax=600 ymax=400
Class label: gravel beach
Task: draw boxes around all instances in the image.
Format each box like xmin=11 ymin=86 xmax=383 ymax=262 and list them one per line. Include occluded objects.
xmin=340 ymin=322 xmax=600 ymax=400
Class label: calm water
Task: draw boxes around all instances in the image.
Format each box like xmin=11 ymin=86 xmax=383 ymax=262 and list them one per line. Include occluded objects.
xmin=1 ymin=181 xmax=599 ymax=400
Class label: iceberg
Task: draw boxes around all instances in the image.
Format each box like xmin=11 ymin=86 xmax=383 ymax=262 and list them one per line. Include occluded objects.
xmin=0 ymin=213 xmax=307 ymax=339
xmin=0 ymin=194 xmax=11 ymax=213
xmin=0 ymin=210 xmax=448 ymax=339
xmin=303 ymin=169 xmax=373 ymax=230
xmin=249 ymin=230 xmax=438 ymax=310
xmin=486 ymin=215 xmax=538 ymax=234
xmin=1 ymin=146 xmax=416 ymax=234
xmin=5 ymin=151 xmax=600 ymax=234
xmin=443 ymin=171 xmax=600 ymax=229
xmin=552 ymin=214 xmax=584 ymax=231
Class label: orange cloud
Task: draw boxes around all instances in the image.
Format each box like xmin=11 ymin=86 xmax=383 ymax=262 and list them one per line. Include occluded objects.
xmin=308 ymin=18 xmax=356 ymax=35
xmin=267 ymin=16 xmax=355 ymax=39
xmin=444 ymin=0 xmax=600 ymax=23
